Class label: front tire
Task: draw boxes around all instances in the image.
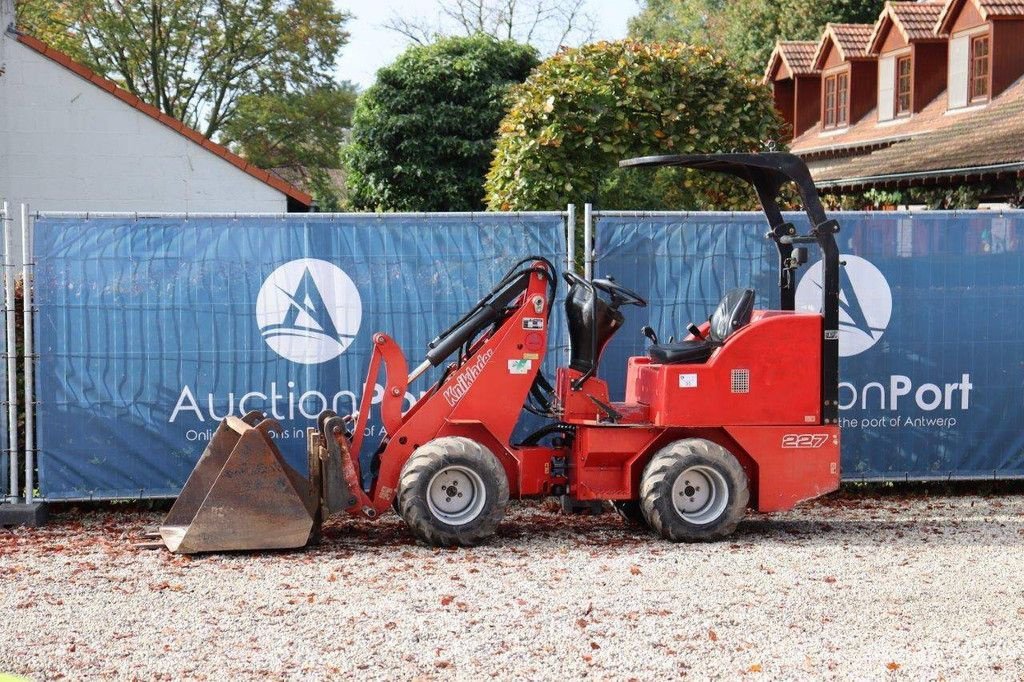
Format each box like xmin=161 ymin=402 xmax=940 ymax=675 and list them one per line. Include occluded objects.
xmin=397 ymin=437 xmax=509 ymax=547
xmin=640 ymin=438 xmax=748 ymax=542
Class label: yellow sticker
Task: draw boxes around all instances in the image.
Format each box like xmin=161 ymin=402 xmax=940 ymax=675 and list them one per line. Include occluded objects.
xmin=523 ymin=353 xmax=540 ymax=360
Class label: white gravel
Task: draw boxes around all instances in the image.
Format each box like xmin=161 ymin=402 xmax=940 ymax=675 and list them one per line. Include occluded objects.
xmin=1 ymin=495 xmax=1023 ymax=680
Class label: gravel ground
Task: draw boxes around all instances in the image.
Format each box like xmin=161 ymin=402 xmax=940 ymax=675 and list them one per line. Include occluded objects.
xmin=1 ymin=495 xmax=1023 ymax=680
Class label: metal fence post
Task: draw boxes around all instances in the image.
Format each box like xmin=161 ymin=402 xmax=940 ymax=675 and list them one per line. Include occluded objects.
xmin=21 ymin=204 xmax=34 ymax=504
xmin=583 ymin=203 xmax=593 ymax=280
xmin=1 ymin=201 xmax=15 ymax=501
xmin=566 ymin=204 xmax=576 ymax=272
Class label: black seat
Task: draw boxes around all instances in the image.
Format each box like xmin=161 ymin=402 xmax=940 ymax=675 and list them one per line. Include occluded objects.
xmin=648 ymin=288 xmax=756 ymax=364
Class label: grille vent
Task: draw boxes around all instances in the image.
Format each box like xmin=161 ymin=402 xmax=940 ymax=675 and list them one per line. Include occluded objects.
xmin=731 ymin=369 xmax=750 ymax=394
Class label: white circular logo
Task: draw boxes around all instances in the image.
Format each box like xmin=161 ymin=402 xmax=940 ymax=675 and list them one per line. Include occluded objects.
xmin=256 ymin=259 xmax=362 ymax=364
xmin=795 ymin=254 xmax=892 ymax=357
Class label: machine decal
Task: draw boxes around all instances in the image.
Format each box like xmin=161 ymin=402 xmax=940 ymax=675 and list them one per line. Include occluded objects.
xmin=524 ymin=331 xmax=544 ymax=351
xmin=781 ymin=434 xmax=829 ymax=448
xmin=523 ymin=317 xmax=544 ymax=330
xmin=508 ymin=359 xmax=533 ymax=375
xmin=442 ymin=349 xmax=495 ymax=407
xmin=678 ymin=373 xmax=698 ymax=388
xmin=522 ymin=353 xmax=540 ymax=360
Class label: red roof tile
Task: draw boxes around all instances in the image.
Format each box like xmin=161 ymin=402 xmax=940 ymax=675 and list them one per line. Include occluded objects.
xmin=936 ymin=0 xmax=1024 ymax=33
xmin=15 ymin=33 xmax=313 ymax=208
xmin=812 ymin=23 xmax=876 ymax=69
xmin=868 ymin=2 xmax=947 ymax=53
xmin=764 ymin=41 xmax=820 ymax=81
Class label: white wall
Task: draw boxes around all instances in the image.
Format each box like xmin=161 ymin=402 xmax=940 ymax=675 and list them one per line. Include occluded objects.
xmin=0 ymin=28 xmax=289 ymax=219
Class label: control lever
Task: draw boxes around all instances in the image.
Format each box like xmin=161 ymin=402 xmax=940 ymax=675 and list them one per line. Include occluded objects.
xmin=641 ymin=325 xmax=658 ymax=344
xmin=588 ymin=395 xmax=623 ymax=424
xmin=687 ymin=323 xmax=706 ymax=340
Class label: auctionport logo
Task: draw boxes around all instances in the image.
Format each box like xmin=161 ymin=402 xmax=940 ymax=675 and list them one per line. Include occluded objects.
xmin=255 ymin=259 xmax=362 ymax=364
xmin=795 ymin=254 xmax=892 ymax=357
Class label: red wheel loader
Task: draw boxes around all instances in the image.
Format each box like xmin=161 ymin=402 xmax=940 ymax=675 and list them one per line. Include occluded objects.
xmin=157 ymin=153 xmax=842 ymax=553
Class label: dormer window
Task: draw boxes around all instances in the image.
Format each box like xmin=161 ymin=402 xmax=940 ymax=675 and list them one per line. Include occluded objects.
xmin=970 ymin=35 xmax=990 ymax=102
xmin=824 ymin=71 xmax=849 ymax=129
xmin=895 ymin=56 xmax=911 ymax=116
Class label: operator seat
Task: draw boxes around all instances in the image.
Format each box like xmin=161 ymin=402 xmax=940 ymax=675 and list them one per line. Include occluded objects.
xmin=648 ymin=288 xmax=755 ymax=364
xmin=565 ymin=280 xmax=623 ymax=375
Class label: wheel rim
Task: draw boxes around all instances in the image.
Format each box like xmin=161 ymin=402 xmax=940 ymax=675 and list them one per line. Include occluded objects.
xmin=426 ymin=465 xmax=487 ymax=526
xmin=670 ymin=465 xmax=729 ymax=525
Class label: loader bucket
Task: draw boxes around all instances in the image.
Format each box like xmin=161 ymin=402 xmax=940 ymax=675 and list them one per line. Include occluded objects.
xmin=159 ymin=412 xmax=318 ymax=554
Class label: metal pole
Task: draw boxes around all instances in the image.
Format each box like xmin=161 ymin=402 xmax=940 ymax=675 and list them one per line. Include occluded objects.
xmin=21 ymin=204 xmax=34 ymax=504
xmin=565 ymin=204 xmax=575 ymax=272
xmin=583 ymin=203 xmax=593 ymax=280
xmin=2 ymin=202 xmax=16 ymax=501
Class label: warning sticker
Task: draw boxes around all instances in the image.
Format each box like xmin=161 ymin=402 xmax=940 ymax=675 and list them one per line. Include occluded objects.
xmin=522 ymin=353 xmax=540 ymax=360
xmin=678 ymin=373 xmax=698 ymax=388
xmin=508 ymin=359 xmax=533 ymax=375
xmin=523 ymin=318 xmax=544 ymax=330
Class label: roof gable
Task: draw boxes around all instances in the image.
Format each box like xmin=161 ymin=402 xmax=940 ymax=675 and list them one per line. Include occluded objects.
xmin=868 ymin=2 xmax=947 ymax=54
xmin=812 ymin=23 xmax=875 ymax=70
xmin=13 ymin=32 xmax=313 ymax=208
xmin=764 ymin=41 xmax=819 ymax=82
xmin=936 ymin=0 xmax=1024 ymax=34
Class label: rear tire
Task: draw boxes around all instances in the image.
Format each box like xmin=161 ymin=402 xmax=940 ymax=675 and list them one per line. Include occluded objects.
xmin=611 ymin=500 xmax=646 ymax=525
xmin=640 ymin=438 xmax=748 ymax=542
xmin=397 ymin=437 xmax=509 ymax=547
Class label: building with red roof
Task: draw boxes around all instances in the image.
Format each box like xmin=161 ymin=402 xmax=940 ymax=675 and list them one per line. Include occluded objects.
xmin=0 ymin=0 xmax=313 ymax=216
xmin=765 ymin=0 xmax=1024 ymax=203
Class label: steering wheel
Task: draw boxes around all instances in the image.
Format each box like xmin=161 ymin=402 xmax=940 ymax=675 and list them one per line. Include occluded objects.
xmin=563 ymin=271 xmax=647 ymax=307
xmin=592 ymin=277 xmax=647 ymax=307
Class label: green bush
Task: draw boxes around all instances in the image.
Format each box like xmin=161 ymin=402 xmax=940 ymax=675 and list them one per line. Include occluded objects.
xmin=345 ymin=35 xmax=539 ymax=211
xmin=484 ymin=40 xmax=784 ymax=212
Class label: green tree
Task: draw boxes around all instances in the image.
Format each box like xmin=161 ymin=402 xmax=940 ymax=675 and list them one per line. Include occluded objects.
xmin=345 ymin=35 xmax=539 ymax=212
xmin=221 ymin=85 xmax=357 ymax=170
xmin=15 ymin=0 xmax=350 ymax=139
xmin=628 ymin=0 xmax=885 ymax=74
xmin=627 ymin=0 xmax=725 ymax=45
xmin=485 ymin=40 xmax=784 ymax=212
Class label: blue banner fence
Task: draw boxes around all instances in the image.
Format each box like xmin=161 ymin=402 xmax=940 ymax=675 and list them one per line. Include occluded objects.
xmin=30 ymin=212 xmax=570 ymax=500
xmin=592 ymin=210 xmax=1024 ymax=481
xmin=8 ymin=208 xmax=1024 ymax=501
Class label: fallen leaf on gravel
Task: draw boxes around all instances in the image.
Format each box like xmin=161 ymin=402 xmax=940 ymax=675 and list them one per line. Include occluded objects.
xmin=582 ymin=655 xmax=593 ymax=663
xmin=590 ymin=642 xmax=600 ymax=650
xmin=440 ymin=595 xmax=454 ymax=606
xmin=824 ymin=576 xmax=837 ymax=584
xmin=435 ymin=660 xmax=451 ymax=669
xmin=326 ymin=573 xmax=337 ymax=582
xmin=576 ymin=618 xmax=588 ymax=628
xmin=748 ymin=663 xmax=762 ymax=672
xmin=630 ymin=565 xmax=641 ymax=575
xmin=385 ymin=622 xmax=397 ymax=630
xmin=708 ymin=629 xmax=718 ymax=642
xmin=886 ymin=662 xmax=901 ymax=671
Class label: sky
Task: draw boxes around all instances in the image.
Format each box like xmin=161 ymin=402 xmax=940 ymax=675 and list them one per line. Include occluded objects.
xmin=335 ymin=0 xmax=639 ymax=88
